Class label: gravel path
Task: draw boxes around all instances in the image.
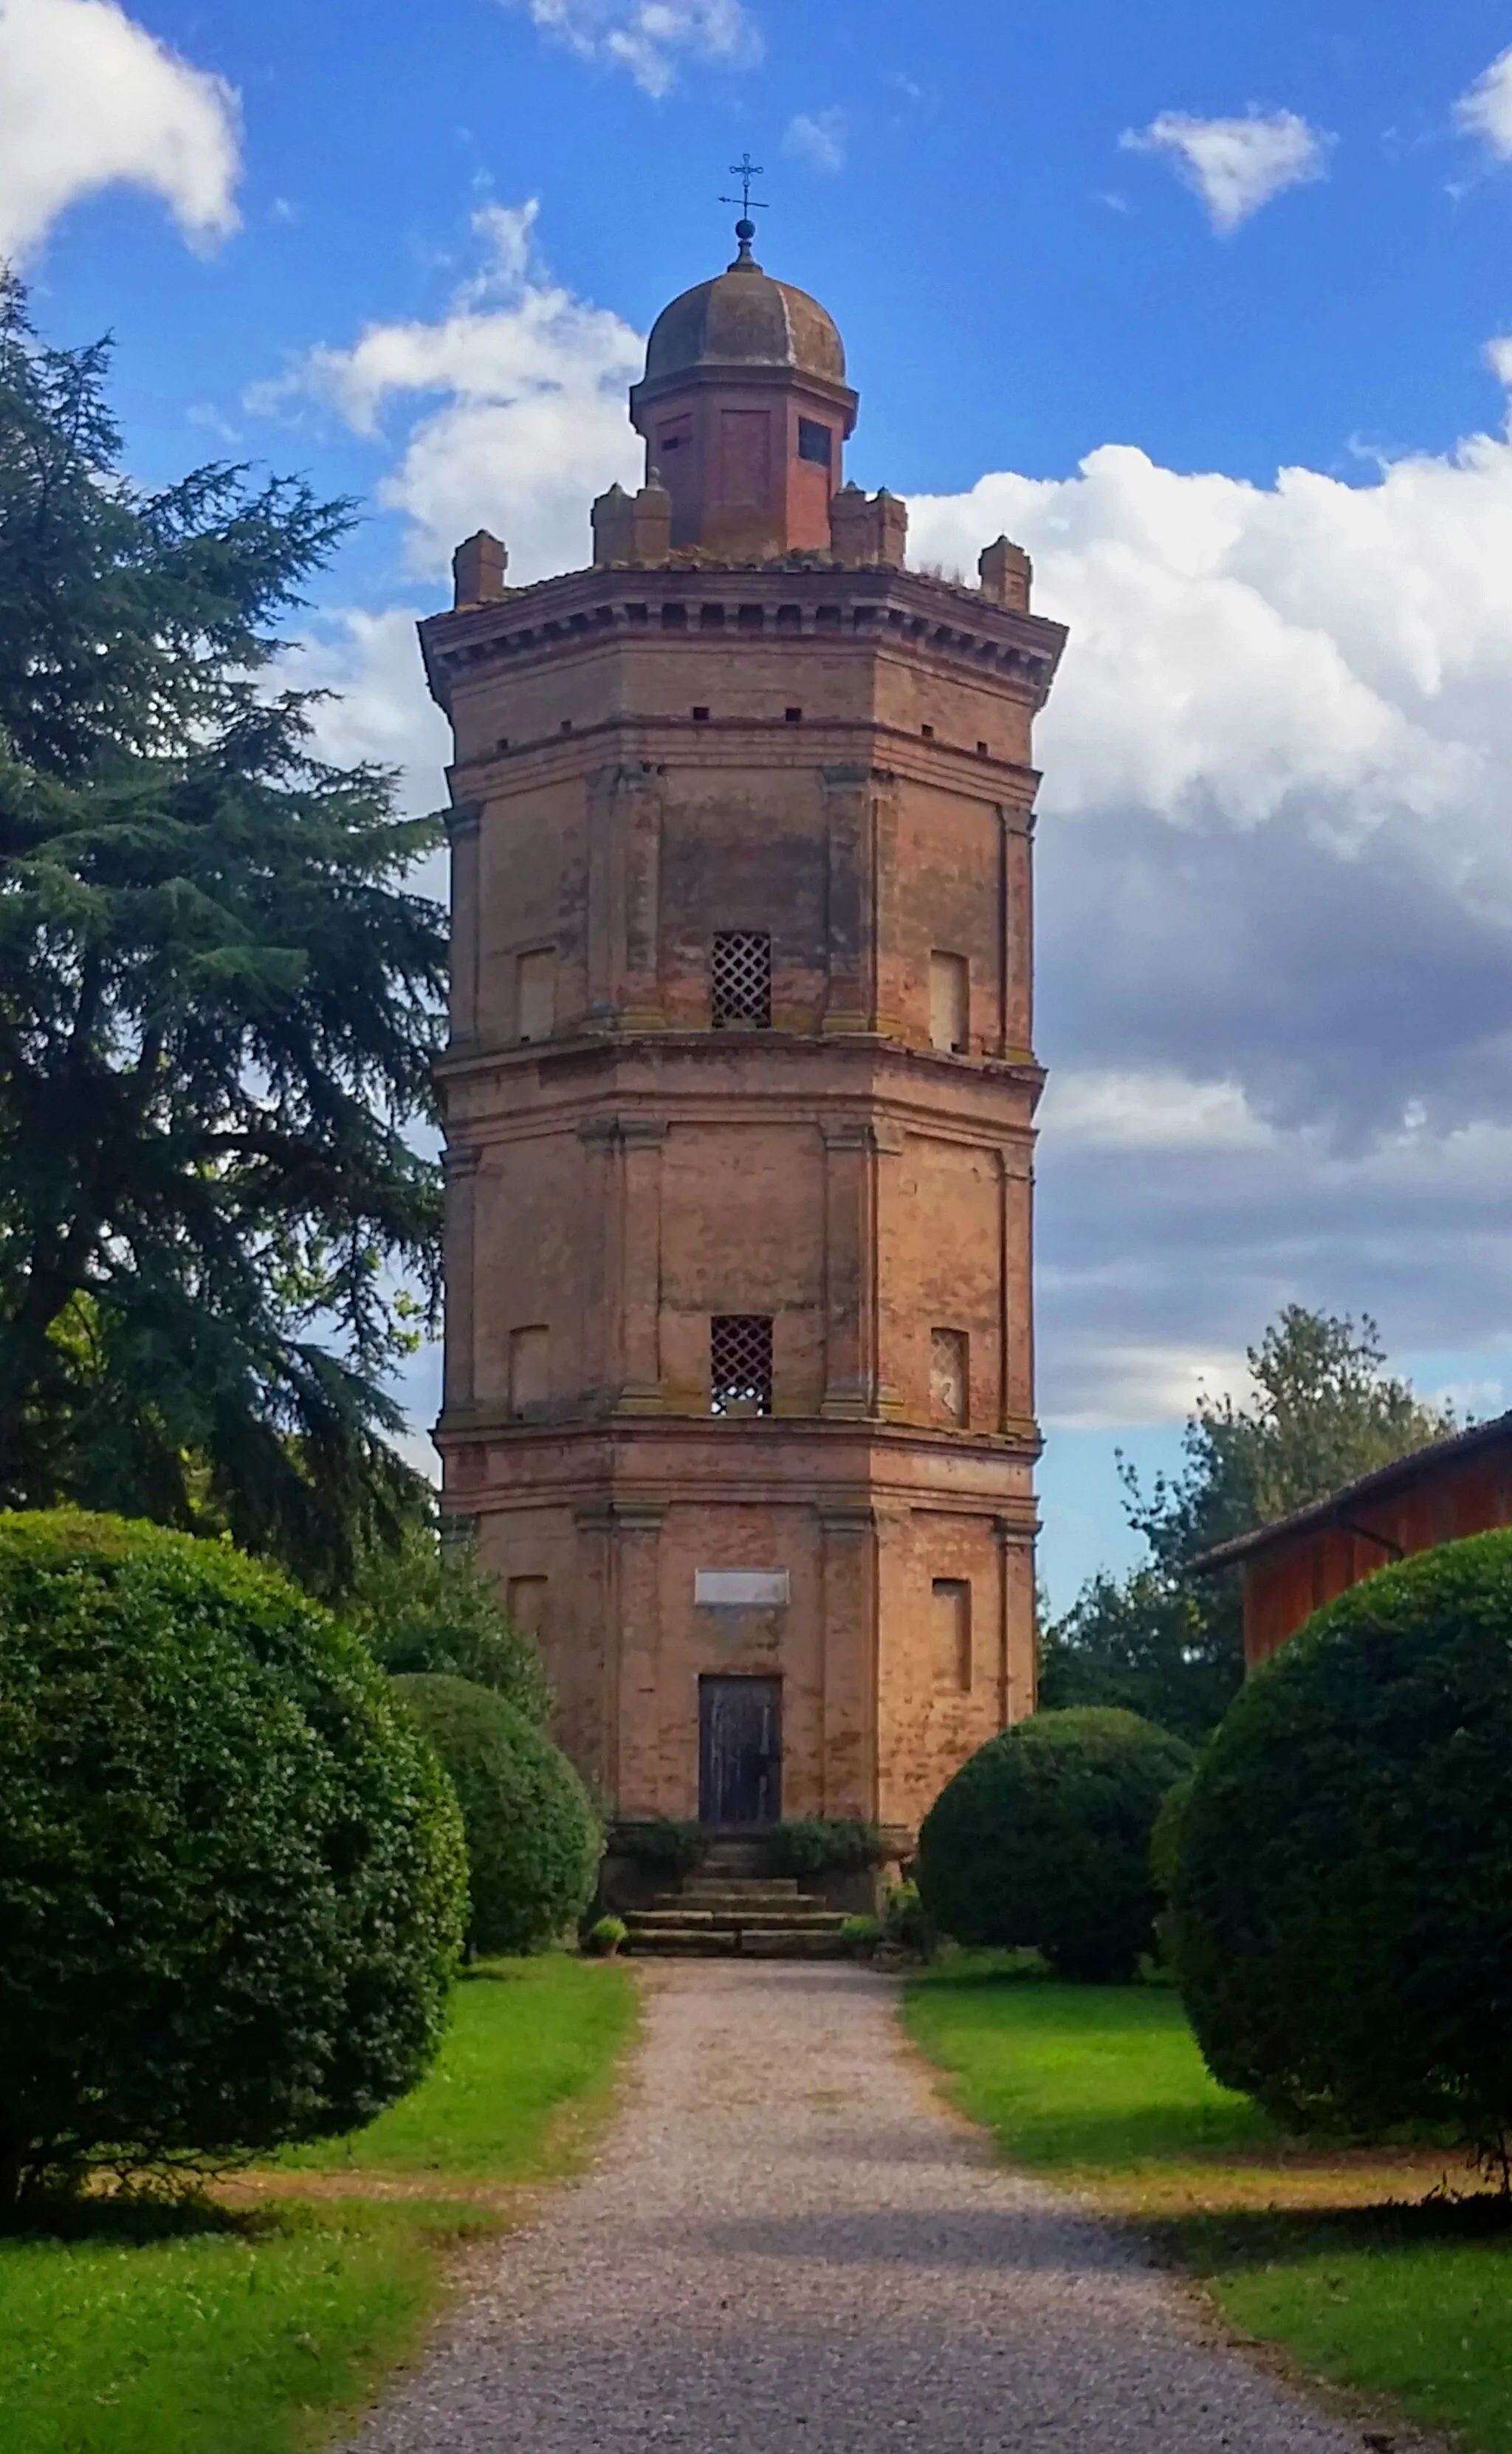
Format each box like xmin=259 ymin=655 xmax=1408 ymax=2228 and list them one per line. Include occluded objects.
xmin=343 ymin=1962 xmax=1393 ymax=2454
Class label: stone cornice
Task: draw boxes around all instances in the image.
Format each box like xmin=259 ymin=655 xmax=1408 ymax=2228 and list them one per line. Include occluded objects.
xmin=419 ymin=559 xmax=1067 ymax=717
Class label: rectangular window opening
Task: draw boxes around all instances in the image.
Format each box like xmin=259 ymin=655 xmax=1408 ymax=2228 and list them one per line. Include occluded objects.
xmin=506 ymin=1575 xmax=548 ymax=1635
xmin=932 ymin=1578 xmax=972 ymax=1692
xmin=517 ymin=948 xmax=557 ymax=1045
xmin=930 ymin=1328 xmax=970 ymax=1429
xmin=710 ymin=929 xmax=772 ymax=1030
xmin=797 ymin=416 xmax=833 ymax=467
xmin=976 ymin=740 xmax=989 ymax=757
xmin=928 ymin=950 xmax=969 ymax=1054
xmin=785 ymin=706 xmax=803 ymax=724
xmin=692 ymin=705 xmax=711 ymax=722
xmin=921 ymin=722 xmax=935 ymax=740
xmin=710 ymin=1316 xmax=774 ymax=1418
xmin=508 ymin=1325 xmax=549 ymax=1419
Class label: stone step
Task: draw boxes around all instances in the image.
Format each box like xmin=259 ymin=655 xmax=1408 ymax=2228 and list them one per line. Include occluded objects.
xmin=621 ymin=1922 xmax=845 ymax=1960
xmin=629 ymin=1905 xmax=843 ymax=1934
xmin=623 ymin=1925 xmax=740 ymax=1956
xmin=660 ymin=1888 xmax=818 ymax=1914
xmin=678 ymin=1877 xmax=801 ymax=1900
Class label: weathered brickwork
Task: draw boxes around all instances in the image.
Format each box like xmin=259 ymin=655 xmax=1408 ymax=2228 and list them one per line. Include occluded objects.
xmin=421 ymin=238 xmax=1065 ymax=1838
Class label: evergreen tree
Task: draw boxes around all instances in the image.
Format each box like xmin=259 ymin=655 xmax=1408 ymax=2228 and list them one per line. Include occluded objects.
xmin=345 ymin=1511 xmax=552 ymax=1725
xmin=0 ymin=276 xmax=447 ymax=1585
xmin=1042 ymin=1307 xmax=1457 ymax=1737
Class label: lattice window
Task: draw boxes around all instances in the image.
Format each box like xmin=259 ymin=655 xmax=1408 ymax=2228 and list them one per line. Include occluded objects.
xmin=710 ymin=931 xmax=772 ymax=1030
xmin=710 ymin=1316 xmax=774 ymax=1417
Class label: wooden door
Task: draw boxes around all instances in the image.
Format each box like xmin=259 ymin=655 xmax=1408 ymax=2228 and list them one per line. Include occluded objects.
xmin=698 ymin=1677 xmax=781 ymax=1826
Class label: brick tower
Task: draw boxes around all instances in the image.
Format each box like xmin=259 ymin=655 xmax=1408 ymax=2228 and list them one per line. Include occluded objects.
xmin=419 ymin=223 xmax=1065 ymax=1839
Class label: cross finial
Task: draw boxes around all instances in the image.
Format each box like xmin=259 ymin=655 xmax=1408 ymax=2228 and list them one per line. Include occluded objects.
xmin=719 ymin=152 xmax=767 ymax=261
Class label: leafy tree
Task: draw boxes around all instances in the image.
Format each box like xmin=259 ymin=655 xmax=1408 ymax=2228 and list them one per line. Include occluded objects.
xmin=0 ymin=275 xmax=446 ymax=1587
xmin=1172 ymin=1530 xmax=1512 ymax=2184
xmin=390 ymin=1674 xmax=602 ymax=1956
xmin=346 ymin=1513 xmax=551 ymax=1725
xmin=1039 ymin=1569 xmax=1235 ymax=1745
xmin=1043 ymin=1308 xmax=1456 ymax=1739
xmin=917 ymin=1708 xmax=1194 ymax=1982
xmin=0 ymin=1510 xmax=466 ymax=2208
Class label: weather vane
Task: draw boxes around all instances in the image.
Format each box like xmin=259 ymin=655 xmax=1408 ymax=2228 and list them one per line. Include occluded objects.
xmin=720 ymin=153 xmax=767 ymax=258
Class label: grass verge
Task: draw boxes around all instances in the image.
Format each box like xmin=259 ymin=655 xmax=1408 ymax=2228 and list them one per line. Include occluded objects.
xmin=1 ymin=1956 xmax=636 ymax=2454
xmin=905 ymin=1957 xmax=1512 ymax=2453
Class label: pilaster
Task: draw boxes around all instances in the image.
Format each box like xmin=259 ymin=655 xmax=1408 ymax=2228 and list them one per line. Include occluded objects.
xmin=441 ymin=1141 xmax=481 ymax=1413
xmin=820 ymin=763 xmax=876 ymax=1034
xmin=817 ymin=1502 xmax=878 ymax=1818
xmin=446 ymin=800 xmax=482 ymax=1049
xmin=819 ymin=1118 xmax=878 ymax=1418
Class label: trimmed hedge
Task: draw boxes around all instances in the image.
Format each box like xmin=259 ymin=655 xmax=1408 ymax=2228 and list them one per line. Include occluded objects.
xmin=0 ymin=1510 xmax=467 ymax=2206
xmin=1172 ymin=1530 xmax=1512 ymax=2171
xmin=766 ymin=1818 xmax=888 ymax=1879
xmin=918 ymin=1707 xmax=1194 ymax=1981
xmin=391 ymin=1674 xmax=602 ymax=1955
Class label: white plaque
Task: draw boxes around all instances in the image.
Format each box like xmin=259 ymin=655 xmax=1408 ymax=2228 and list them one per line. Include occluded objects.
xmin=695 ymin=1569 xmax=789 ymax=1609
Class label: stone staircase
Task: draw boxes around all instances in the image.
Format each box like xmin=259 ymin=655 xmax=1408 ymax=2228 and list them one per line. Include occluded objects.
xmin=621 ymin=1855 xmax=849 ymax=1959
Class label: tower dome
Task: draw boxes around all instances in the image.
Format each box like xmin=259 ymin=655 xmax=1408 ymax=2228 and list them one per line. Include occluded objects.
xmin=628 ymin=225 xmax=858 ymax=558
xmin=644 ymin=249 xmax=847 ymax=389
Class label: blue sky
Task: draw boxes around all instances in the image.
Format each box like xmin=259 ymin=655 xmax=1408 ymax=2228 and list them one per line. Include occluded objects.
xmin=10 ymin=0 xmax=1512 ymax=1605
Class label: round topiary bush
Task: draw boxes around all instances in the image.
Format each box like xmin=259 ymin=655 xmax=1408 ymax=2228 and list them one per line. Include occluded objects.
xmin=0 ymin=1510 xmax=467 ymax=2207
xmin=1172 ymin=1530 xmax=1512 ymax=2172
xmin=918 ymin=1707 xmax=1195 ymax=1980
xmin=390 ymin=1674 xmax=602 ymax=1956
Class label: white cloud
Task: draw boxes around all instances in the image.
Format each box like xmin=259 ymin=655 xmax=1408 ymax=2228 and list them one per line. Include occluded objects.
xmin=503 ymin=0 xmax=760 ymax=97
xmin=1045 ymin=1069 xmax=1274 ymax=1153
xmin=785 ymin=108 xmax=848 ymax=175
xmin=254 ymin=203 xmax=644 ymax=583
xmin=1121 ymin=108 xmax=1328 ymax=233
xmin=0 ymin=0 xmax=238 ymax=261
xmin=1457 ymin=44 xmax=1512 ymax=159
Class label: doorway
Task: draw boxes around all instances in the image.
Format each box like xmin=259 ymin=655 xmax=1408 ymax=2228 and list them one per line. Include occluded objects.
xmin=698 ymin=1676 xmax=781 ymax=1826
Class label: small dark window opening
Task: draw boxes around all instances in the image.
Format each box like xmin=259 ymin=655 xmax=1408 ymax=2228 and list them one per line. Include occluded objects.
xmin=661 ymin=430 xmax=684 ymax=451
xmin=711 ymin=930 xmax=772 ymax=1029
xmin=699 ymin=603 xmax=725 ymax=630
xmin=661 ymin=603 xmax=687 ymax=630
xmin=710 ymin=1316 xmax=774 ymax=1417
xmin=785 ymin=707 xmax=803 ymax=724
xmin=797 ymin=417 xmax=832 ymax=467
xmin=495 ymin=735 xmax=510 ymax=755
xmin=976 ymin=740 xmax=989 ymax=757
xmin=921 ymin=723 xmax=935 ymax=740
xmin=693 ymin=705 xmax=710 ymax=723
xmin=560 ymin=718 xmax=573 ymax=734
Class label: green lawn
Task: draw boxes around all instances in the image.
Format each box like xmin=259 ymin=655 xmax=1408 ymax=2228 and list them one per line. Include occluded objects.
xmin=0 ymin=1956 xmax=636 ymax=2454
xmin=906 ymin=1960 xmax=1512 ymax=2454
xmin=279 ymin=1953 xmax=636 ymax=2183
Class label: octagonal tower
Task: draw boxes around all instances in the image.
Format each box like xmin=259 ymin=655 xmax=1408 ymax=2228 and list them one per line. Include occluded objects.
xmin=420 ymin=229 xmax=1066 ymax=1840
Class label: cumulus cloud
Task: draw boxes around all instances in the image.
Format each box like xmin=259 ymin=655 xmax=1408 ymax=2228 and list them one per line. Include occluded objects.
xmin=785 ymin=108 xmax=848 ymax=174
xmin=1457 ymin=44 xmax=1512 ymax=159
xmin=503 ymin=0 xmax=760 ymax=97
xmin=253 ymin=202 xmax=643 ymax=582
xmin=0 ymin=0 xmax=238 ymax=261
xmin=1121 ymin=108 xmax=1329 ymax=233
xmin=908 ymin=416 xmax=1512 ymax=1417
